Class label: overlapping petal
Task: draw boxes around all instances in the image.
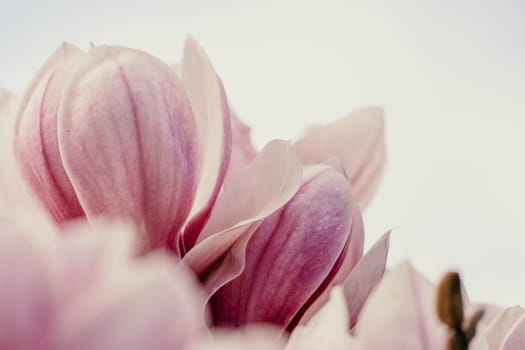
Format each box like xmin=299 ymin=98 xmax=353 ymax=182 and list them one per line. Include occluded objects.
xmin=286 ymin=287 xmax=355 ymax=350
xmin=57 ymin=46 xmax=199 ymax=251
xmin=180 ymin=37 xmax=232 ymax=252
xmin=0 ymin=218 xmax=204 ymax=349
xmin=293 ymin=106 xmax=385 ymax=209
xmin=182 ymin=140 xmax=302 ymax=296
xmin=484 ymin=306 xmax=525 ymax=350
xmin=210 ymin=166 xmax=357 ymax=329
xmin=15 ymin=43 xmax=85 ymax=222
xmin=343 ymin=231 xmax=390 ymax=327
xmin=353 ymin=262 xmax=447 ymax=350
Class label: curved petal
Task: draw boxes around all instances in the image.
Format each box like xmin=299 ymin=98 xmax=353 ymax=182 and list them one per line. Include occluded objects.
xmin=485 ymin=306 xmax=525 ymax=350
xmin=286 ymin=287 xmax=355 ymax=350
xmin=293 ymin=106 xmax=385 ymax=209
xmin=210 ymin=167 xmax=354 ymax=328
xmin=500 ymin=312 xmax=525 ymax=350
xmin=58 ymin=46 xmax=199 ymax=252
xmin=222 ymin=112 xmax=257 ymax=188
xmin=344 ymin=231 xmax=390 ymax=327
xmin=53 ymin=255 xmax=204 ymax=350
xmin=180 ymin=36 xmax=232 ymax=251
xmin=354 ymin=261 xmax=446 ymax=350
xmin=182 ymin=140 xmax=302 ymax=282
xmin=14 ymin=43 xmax=84 ymax=221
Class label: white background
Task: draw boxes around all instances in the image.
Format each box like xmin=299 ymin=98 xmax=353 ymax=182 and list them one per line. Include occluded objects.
xmin=2 ymin=1 xmax=525 ymax=306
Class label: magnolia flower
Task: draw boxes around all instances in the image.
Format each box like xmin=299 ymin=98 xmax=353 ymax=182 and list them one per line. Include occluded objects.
xmin=13 ymin=39 xmax=231 ymax=253
xmin=285 ymin=261 xmax=525 ymax=350
xmin=7 ymin=36 xmax=388 ymax=331
xmin=0 ymin=218 xmax=204 ymax=350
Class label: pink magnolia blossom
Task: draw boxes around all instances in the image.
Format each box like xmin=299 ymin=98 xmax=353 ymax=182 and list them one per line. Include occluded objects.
xmin=292 ymin=261 xmax=513 ymax=350
xmin=0 ymin=218 xmax=204 ymax=350
xmin=14 ymin=38 xmax=230 ymax=253
xmin=7 ymin=36 xmax=388 ymax=332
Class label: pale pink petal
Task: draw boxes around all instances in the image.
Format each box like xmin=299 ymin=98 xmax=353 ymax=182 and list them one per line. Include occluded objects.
xmin=500 ymin=313 xmax=525 ymax=350
xmin=53 ymin=255 xmax=204 ymax=350
xmin=211 ymin=167 xmax=354 ymax=329
xmin=286 ymin=287 xmax=355 ymax=350
xmin=57 ymin=46 xmax=199 ymax=252
xmin=58 ymin=219 xmax=139 ymax=300
xmin=15 ymin=43 xmax=85 ymax=222
xmin=222 ymin=112 xmax=257 ymax=188
xmin=182 ymin=140 xmax=301 ymax=282
xmin=293 ymin=106 xmax=385 ymax=209
xmin=190 ymin=326 xmax=284 ymax=350
xmin=0 ymin=219 xmax=61 ymax=349
xmin=344 ymin=231 xmax=390 ymax=327
xmin=354 ymin=261 xmax=446 ymax=350
xmin=180 ymin=36 xmax=232 ymax=251
xmin=485 ymin=306 xmax=525 ymax=350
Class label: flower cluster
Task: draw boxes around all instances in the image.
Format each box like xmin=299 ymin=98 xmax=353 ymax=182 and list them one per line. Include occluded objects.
xmin=0 ymin=37 xmax=521 ymax=349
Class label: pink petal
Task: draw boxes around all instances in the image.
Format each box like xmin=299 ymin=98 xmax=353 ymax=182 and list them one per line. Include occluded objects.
xmin=293 ymin=106 xmax=385 ymax=209
xmin=485 ymin=306 xmax=525 ymax=350
xmin=53 ymin=255 xmax=204 ymax=350
xmin=500 ymin=313 xmax=525 ymax=350
xmin=286 ymin=287 xmax=355 ymax=350
xmin=210 ymin=167 xmax=354 ymax=328
xmin=182 ymin=139 xmax=302 ymax=284
xmin=343 ymin=231 xmax=390 ymax=327
xmin=0 ymin=219 xmax=60 ymax=349
xmin=295 ymin=196 xmax=365 ymax=326
xmin=190 ymin=326 xmax=284 ymax=350
xmin=354 ymin=261 xmax=446 ymax=350
xmin=222 ymin=112 xmax=257 ymax=188
xmin=14 ymin=43 xmax=85 ymax=222
xmin=57 ymin=46 xmax=199 ymax=252
xmin=180 ymin=36 xmax=232 ymax=252
xmin=58 ymin=219 xmax=139 ymax=301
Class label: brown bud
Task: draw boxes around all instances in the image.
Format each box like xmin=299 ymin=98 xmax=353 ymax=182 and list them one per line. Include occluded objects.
xmin=436 ymin=271 xmax=464 ymax=328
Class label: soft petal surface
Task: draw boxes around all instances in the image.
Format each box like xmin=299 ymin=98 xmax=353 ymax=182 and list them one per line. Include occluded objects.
xmin=190 ymin=326 xmax=284 ymax=350
xmin=180 ymin=36 xmax=232 ymax=251
xmin=222 ymin=112 xmax=257 ymax=187
xmin=0 ymin=218 xmax=204 ymax=349
xmin=354 ymin=261 xmax=446 ymax=350
xmin=182 ymin=139 xmax=302 ymax=296
xmin=53 ymin=254 xmax=204 ymax=350
xmin=485 ymin=306 xmax=525 ymax=350
xmin=210 ymin=166 xmax=355 ymax=328
xmin=286 ymin=286 xmax=355 ymax=350
xmin=293 ymin=106 xmax=385 ymax=209
xmin=15 ymin=43 xmax=85 ymax=222
xmin=57 ymin=219 xmax=139 ymax=300
xmin=58 ymin=45 xmax=199 ymax=251
xmin=0 ymin=219 xmax=60 ymax=349
xmin=296 ymin=201 xmax=365 ymax=326
xmin=343 ymin=231 xmax=390 ymax=327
